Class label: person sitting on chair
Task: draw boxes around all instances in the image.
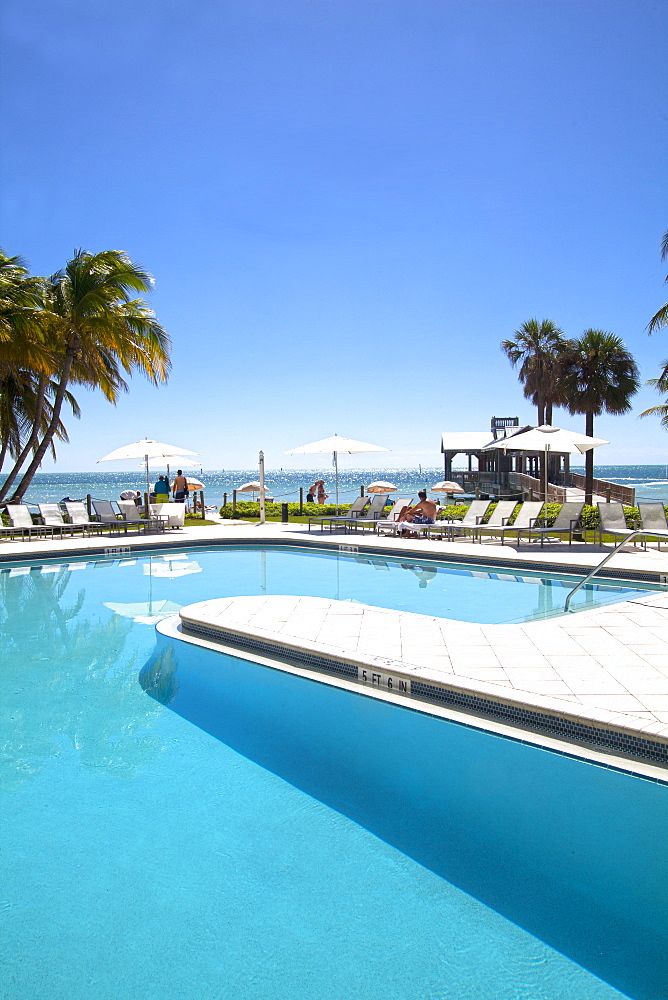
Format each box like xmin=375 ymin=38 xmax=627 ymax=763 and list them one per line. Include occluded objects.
xmin=396 ymin=491 xmax=437 ymax=535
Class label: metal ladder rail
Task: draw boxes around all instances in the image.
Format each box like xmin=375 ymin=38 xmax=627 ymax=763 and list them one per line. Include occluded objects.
xmin=563 ymin=529 xmax=664 ymax=612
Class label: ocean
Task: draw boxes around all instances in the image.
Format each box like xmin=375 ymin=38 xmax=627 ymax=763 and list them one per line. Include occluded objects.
xmin=8 ymin=465 xmax=668 ymax=507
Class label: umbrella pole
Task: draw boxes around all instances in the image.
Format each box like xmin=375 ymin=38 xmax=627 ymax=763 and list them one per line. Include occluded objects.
xmin=544 ymin=444 xmax=549 ymax=503
xmin=259 ymin=450 xmax=266 ymax=524
xmin=334 ymin=451 xmax=339 ymax=513
xmin=145 ymin=454 xmax=150 ymax=512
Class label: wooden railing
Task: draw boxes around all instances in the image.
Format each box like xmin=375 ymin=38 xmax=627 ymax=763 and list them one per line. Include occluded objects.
xmin=508 ymin=472 xmax=567 ymax=502
xmin=569 ymin=473 xmax=635 ymax=505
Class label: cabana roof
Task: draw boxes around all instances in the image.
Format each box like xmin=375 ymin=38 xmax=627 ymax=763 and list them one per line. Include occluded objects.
xmin=440 ymin=432 xmax=493 ymax=454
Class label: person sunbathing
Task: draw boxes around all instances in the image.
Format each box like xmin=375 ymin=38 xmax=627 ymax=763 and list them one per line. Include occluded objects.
xmin=396 ymin=491 xmax=437 ymax=535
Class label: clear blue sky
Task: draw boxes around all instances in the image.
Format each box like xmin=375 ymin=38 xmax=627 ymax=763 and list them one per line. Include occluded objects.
xmin=1 ymin=0 xmax=666 ymax=471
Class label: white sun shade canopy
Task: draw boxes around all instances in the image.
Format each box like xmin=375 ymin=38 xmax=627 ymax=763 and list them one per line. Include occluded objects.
xmin=482 ymin=425 xmax=609 ymax=455
xmin=285 ymin=434 xmax=389 ymax=455
xmin=98 ymin=439 xmax=198 ymax=463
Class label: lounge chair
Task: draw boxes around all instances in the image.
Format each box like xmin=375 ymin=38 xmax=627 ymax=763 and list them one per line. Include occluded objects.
xmin=596 ymin=502 xmax=642 ymax=548
xmin=476 ymin=501 xmax=545 ymax=545
xmin=4 ymin=504 xmax=61 ymax=539
xmin=336 ymin=494 xmax=390 ymax=533
xmin=38 ymin=503 xmax=90 ymax=537
xmin=118 ymin=500 xmax=166 ymax=533
xmin=308 ymin=495 xmax=368 ymax=532
xmin=515 ymin=501 xmax=584 ymax=547
xmin=91 ymin=499 xmax=147 ymax=535
xmin=375 ymin=498 xmax=414 ymax=535
xmin=426 ymin=500 xmax=493 ymax=540
xmin=465 ymin=500 xmax=518 ymax=542
xmin=64 ymin=502 xmax=104 ymax=534
xmin=637 ymin=502 xmax=668 ymax=550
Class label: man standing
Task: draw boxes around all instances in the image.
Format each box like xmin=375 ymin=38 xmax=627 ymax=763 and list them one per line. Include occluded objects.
xmin=172 ymin=469 xmax=189 ymax=503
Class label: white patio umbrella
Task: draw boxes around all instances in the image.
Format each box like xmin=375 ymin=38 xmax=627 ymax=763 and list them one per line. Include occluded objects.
xmin=98 ymin=438 xmax=198 ymax=495
xmin=366 ymin=481 xmax=397 ymax=493
xmin=285 ymin=434 xmax=390 ymax=510
xmin=482 ymin=425 xmax=609 ymax=502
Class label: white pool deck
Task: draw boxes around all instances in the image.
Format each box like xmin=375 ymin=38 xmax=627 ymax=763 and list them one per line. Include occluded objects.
xmin=4 ymin=517 xmax=668 ymax=776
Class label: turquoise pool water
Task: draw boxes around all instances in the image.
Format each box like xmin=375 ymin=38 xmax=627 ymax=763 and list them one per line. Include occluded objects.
xmin=1 ymin=548 xmax=667 ymax=999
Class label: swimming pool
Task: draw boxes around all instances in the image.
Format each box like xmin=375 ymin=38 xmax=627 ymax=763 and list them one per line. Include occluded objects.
xmin=1 ymin=547 xmax=667 ymax=999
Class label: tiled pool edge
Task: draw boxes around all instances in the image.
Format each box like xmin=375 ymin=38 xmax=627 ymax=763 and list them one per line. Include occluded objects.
xmin=172 ymin=599 xmax=668 ymax=772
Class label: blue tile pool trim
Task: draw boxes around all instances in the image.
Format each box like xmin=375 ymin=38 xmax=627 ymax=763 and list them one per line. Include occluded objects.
xmin=180 ymin=619 xmax=668 ymax=766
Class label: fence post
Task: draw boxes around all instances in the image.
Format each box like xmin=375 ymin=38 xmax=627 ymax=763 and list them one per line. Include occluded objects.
xmin=299 ymin=487 xmax=303 ymax=514
xmin=200 ymin=490 xmax=205 ymax=520
xmin=232 ymin=490 xmax=237 ymax=514
xmin=86 ymin=494 xmax=92 ymax=517
xmin=360 ymin=485 xmax=365 ymax=497
xmin=223 ymin=492 xmax=227 ymax=508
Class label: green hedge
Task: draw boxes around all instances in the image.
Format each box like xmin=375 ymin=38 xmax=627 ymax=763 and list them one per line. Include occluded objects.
xmin=218 ymin=500 xmax=358 ymax=519
xmin=217 ymin=499 xmax=666 ymax=529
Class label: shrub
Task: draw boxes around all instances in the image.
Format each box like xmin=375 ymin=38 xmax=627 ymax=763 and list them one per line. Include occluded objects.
xmin=218 ymin=501 xmax=354 ymax=519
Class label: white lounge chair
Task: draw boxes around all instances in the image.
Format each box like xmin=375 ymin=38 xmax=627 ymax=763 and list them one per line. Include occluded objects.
xmin=375 ymin=498 xmax=414 ymax=535
xmin=64 ymin=502 xmax=104 ymax=534
xmin=308 ymin=495 xmax=368 ymax=532
xmin=596 ymin=502 xmax=641 ymax=548
xmin=475 ymin=501 xmax=544 ymax=544
xmin=515 ymin=502 xmax=584 ymax=547
xmin=38 ymin=503 xmax=90 ymax=537
xmin=118 ymin=500 xmax=167 ymax=532
xmin=337 ymin=494 xmax=390 ymax=533
xmin=464 ymin=500 xmax=518 ymax=542
xmin=4 ymin=504 xmax=60 ymax=539
xmin=637 ymin=502 xmax=668 ymax=550
xmin=426 ymin=500 xmax=493 ymax=540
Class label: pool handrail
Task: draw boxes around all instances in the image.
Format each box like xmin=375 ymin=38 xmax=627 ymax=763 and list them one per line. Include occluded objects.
xmin=563 ymin=528 xmax=668 ymax=611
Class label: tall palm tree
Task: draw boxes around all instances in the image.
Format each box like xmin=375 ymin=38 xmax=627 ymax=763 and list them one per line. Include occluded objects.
xmin=647 ymin=229 xmax=668 ymax=334
xmin=558 ymin=329 xmax=639 ymax=504
xmin=0 ymin=251 xmax=56 ymax=481
xmin=501 ymin=318 xmax=565 ymax=425
xmin=9 ymin=249 xmax=171 ymax=502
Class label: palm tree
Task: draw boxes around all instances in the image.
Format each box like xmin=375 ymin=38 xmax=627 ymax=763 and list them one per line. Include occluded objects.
xmin=501 ymin=318 xmax=565 ymax=425
xmin=9 ymin=249 xmax=171 ymax=502
xmin=558 ymin=329 xmax=639 ymax=504
xmin=0 ymin=251 xmax=56 ymax=483
xmin=647 ymin=229 xmax=668 ymax=334
xmin=640 ymin=362 xmax=668 ymax=428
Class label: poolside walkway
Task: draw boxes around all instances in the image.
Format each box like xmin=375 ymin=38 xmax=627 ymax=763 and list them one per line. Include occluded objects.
xmin=4 ymin=518 xmax=668 ymax=774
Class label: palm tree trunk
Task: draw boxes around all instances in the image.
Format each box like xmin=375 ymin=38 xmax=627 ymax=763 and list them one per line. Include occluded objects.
xmin=0 ymin=375 xmax=49 ymax=503
xmin=11 ymin=349 xmax=76 ymax=502
xmin=584 ymin=411 xmax=594 ymax=506
xmin=537 ymin=402 xmax=545 ymax=425
xmin=545 ymin=401 xmax=553 ymax=425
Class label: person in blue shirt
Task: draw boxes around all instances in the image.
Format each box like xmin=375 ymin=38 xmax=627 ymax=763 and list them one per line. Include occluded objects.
xmin=154 ymin=475 xmax=169 ymax=501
